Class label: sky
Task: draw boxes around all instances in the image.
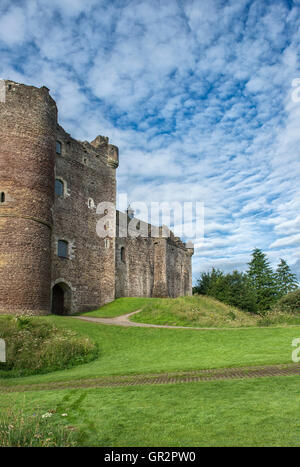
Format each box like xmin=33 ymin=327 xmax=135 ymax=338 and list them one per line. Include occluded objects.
xmin=0 ymin=0 xmax=300 ymax=282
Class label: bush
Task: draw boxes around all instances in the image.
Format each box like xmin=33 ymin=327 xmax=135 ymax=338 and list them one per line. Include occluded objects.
xmin=273 ymin=289 xmax=300 ymax=314
xmin=0 ymin=408 xmax=80 ymax=447
xmin=0 ymin=315 xmax=97 ymax=377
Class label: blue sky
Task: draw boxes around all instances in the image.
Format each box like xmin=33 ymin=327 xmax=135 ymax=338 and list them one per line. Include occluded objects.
xmin=1 ymin=0 xmax=300 ymax=281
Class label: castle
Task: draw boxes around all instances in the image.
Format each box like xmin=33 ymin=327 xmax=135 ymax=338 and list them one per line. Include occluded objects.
xmin=0 ymin=81 xmax=193 ymax=315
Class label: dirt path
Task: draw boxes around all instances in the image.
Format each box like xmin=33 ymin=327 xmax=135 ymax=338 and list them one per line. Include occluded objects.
xmin=72 ymin=310 xmax=252 ymax=330
xmin=1 ymin=363 xmax=300 ymax=393
xmin=72 ymin=309 xmax=148 ymax=327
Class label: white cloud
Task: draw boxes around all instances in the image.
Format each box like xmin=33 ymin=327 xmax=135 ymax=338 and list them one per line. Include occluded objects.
xmin=0 ymin=0 xmax=299 ymax=281
xmin=0 ymin=6 xmax=26 ymax=45
xmin=270 ymin=233 xmax=300 ymax=249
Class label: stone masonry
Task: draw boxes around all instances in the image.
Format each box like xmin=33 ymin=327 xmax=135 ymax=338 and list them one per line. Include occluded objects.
xmin=0 ymin=80 xmax=193 ymax=315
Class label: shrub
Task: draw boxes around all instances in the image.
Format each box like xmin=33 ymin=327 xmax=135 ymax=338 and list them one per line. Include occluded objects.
xmin=0 ymin=315 xmax=97 ymax=377
xmin=273 ymin=289 xmax=300 ymax=314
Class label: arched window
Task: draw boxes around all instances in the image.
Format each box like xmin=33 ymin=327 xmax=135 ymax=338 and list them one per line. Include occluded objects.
xmin=58 ymin=240 xmax=68 ymax=258
xmin=55 ymin=179 xmax=64 ymax=197
xmin=121 ymin=247 xmax=126 ymax=263
xmin=0 ymin=192 xmax=5 ymax=203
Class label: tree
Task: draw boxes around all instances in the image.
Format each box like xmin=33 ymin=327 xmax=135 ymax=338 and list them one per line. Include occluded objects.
xmin=222 ymin=270 xmax=258 ymax=313
xmin=193 ymin=268 xmax=223 ymax=295
xmin=194 ymin=268 xmax=257 ymax=313
xmin=275 ymin=259 xmax=299 ymax=297
xmin=247 ymin=248 xmax=278 ymax=311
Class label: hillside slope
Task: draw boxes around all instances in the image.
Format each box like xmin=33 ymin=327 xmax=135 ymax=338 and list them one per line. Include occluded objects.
xmin=130 ymin=295 xmax=260 ymax=328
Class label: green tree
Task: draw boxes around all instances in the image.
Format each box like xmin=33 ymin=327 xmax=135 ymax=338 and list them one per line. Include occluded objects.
xmin=207 ymin=270 xmax=257 ymax=313
xmin=193 ymin=268 xmax=224 ymax=295
xmin=194 ymin=269 xmax=257 ymax=313
xmin=275 ymin=259 xmax=299 ymax=297
xmin=247 ymin=248 xmax=278 ymax=312
xmin=223 ymin=270 xmax=257 ymax=313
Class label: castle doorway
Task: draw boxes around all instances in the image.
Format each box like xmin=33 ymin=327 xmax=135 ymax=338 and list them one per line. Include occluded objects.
xmin=51 ymin=283 xmax=72 ymax=315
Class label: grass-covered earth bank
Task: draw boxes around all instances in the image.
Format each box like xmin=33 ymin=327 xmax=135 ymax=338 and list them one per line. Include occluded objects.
xmin=0 ymin=315 xmax=97 ymax=378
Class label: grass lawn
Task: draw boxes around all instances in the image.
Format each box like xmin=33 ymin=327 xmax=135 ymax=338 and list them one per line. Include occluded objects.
xmin=1 ymin=314 xmax=299 ymax=389
xmin=80 ymin=297 xmax=159 ymax=318
xmin=1 ymin=298 xmax=300 ymax=447
xmin=1 ymin=375 xmax=300 ymax=446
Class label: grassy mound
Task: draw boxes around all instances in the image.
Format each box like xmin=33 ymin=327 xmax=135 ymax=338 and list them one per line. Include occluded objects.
xmin=82 ymin=295 xmax=300 ymax=328
xmin=130 ymin=295 xmax=260 ymax=327
xmin=0 ymin=315 xmax=97 ymax=378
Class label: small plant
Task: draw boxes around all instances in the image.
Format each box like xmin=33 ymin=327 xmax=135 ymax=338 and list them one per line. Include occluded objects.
xmin=227 ymin=311 xmax=236 ymax=320
xmin=15 ymin=313 xmax=35 ymax=329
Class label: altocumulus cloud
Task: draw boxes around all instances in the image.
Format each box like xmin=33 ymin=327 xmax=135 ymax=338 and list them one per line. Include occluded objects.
xmin=0 ymin=0 xmax=300 ymax=281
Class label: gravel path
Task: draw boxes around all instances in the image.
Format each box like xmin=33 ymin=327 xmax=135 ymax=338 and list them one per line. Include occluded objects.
xmin=72 ymin=310 xmax=249 ymax=330
xmin=72 ymin=309 xmax=148 ymax=327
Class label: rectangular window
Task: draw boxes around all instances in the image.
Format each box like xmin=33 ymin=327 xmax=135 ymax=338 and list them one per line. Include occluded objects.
xmin=56 ymin=141 xmax=62 ymax=155
xmin=58 ymin=240 xmax=68 ymax=258
xmin=55 ymin=179 xmax=64 ymax=196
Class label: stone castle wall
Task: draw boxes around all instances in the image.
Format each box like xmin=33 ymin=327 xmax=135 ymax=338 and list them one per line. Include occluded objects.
xmin=0 ymin=80 xmax=193 ymax=315
xmin=115 ymin=212 xmax=193 ymax=298
xmin=52 ymin=127 xmax=118 ymax=313
xmin=166 ymin=237 xmax=193 ymax=297
xmin=0 ymin=81 xmax=57 ymax=314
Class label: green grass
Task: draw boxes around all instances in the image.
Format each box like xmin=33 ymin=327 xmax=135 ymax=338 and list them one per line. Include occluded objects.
xmin=0 ymin=315 xmax=97 ymax=378
xmin=0 ymin=406 xmax=80 ymax=447
xmin=1 ymin=315 xmax=299 ymax=389
xmin=130 ymin=295 xmax=300 ymax=328
xmin=131 ymin=295 xmax=260 ymax=327
xmin=1 ymin=298 xmax=300 ymax=447
xmin=1 ymin=376 xmax=300 ymax=446
xmin=80 ymin=297 xmax=159 ymax=318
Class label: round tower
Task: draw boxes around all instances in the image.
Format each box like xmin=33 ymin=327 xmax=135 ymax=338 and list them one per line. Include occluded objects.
xmin=0 ymin=80 xmax=57 ymax=315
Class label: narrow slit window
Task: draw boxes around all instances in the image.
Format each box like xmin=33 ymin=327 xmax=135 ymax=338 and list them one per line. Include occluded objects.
xmin=121 ymin=247 xmax=126 ymax=263
xmin=0 ymin=192 xmax=5 ymax=203
xmin=55 ymin=179 xmax=64 ymax=197
xmin=56 ymin=141 xmax=62 ymax=155
xmin=58 ymin=240 xmax=68 ymax=258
